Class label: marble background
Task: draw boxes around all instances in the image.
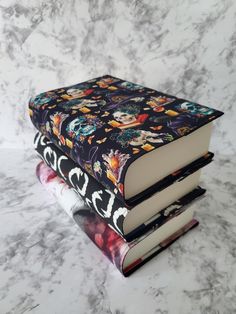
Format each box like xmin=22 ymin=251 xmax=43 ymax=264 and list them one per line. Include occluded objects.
xmin=0 ymin=0 xmax=236 ymax=313
xmin=0 ymin=0 xmax=236 ymax=153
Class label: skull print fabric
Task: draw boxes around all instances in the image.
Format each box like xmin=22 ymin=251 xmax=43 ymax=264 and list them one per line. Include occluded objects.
xmin=29 ymin=75 xmax=223 ymax=203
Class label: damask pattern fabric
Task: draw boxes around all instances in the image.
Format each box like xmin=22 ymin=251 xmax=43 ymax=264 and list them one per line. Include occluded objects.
xmin=29 ymin=75 xmax=224 ymax=203
xmin=35 ymin=132 xmax=208 ymax=240
xmin=36 ymin=160 xmax=200 ymax=276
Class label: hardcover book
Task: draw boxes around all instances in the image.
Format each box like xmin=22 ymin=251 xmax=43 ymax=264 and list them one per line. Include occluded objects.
xmin=35 ymin=132 xmax=209 ymax=241
xmin=36 ymin=161 xmax=203 ymax=276
xmin=28 ymin=75 xmax=223 ymax=204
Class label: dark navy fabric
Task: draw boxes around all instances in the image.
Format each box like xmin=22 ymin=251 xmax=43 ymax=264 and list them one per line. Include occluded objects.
xmin=29 ymin=75 xmax=223 ymax=202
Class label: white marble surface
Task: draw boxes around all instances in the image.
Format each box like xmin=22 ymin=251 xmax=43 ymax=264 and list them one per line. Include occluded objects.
xmin=0 ymin=149 xmax=235 ymax=314
xmin=0 ymin=0 xmax=236 ymax=153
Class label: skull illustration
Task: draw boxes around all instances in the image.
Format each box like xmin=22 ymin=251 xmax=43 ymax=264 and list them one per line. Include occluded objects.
xmin=180 ymin=102 xmax=214 ymax=116
xmin=67 ymin=88 xmax=84 ymax=98
xmin=113 ymin=111 xmax=137 ymax=125
xmin=67 ymin=116 xmax=96 ymax=138
xmin=130 ymin=130 xmax=163 ymax=146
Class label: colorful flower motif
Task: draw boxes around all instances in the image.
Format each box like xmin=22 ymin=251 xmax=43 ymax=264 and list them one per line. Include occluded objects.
xmin=50 ymin=112 xmax=69 ymax=144
xmin=80 ymin=211 xmax=125 ymax=269
xmin=96 ymin=77 xmax=119 ymax=88
xmin=102 ymin=149 xmax=130 ymax=191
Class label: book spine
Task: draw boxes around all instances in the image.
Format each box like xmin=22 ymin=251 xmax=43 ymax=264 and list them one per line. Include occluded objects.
xmin=36 ymin=160 xmax=130 ymax=274
xmin=34 ymin=132 xmax=129 ymax=237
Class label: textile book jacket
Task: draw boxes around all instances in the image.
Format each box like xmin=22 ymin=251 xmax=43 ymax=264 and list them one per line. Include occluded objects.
xmin=29 ymin=74 xmax=224 ymax=276
xmin=29 ymin=75 xmax=223 ymax=203
xmin=36 ymin=161 xmax=202 ymax=276
xmin=35 ymin=132 xmax=211 ymax=240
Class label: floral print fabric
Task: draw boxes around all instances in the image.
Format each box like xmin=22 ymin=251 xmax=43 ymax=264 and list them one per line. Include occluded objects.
xmin=36 ymin=160 xmax=199 ymax=276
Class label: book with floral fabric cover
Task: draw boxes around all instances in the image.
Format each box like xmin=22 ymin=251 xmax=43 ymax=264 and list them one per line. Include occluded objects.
xmin=36 ymin=161 xmax=204 ymax=276
xmin=35 ymin=132 xmax=210 ymax=240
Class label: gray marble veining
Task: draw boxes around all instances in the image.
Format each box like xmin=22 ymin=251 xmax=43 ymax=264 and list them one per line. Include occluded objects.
xmin=0 ymin=0 xmax=236 ymax=153
xmin=0 ymin=0 xmax=236 ymax=313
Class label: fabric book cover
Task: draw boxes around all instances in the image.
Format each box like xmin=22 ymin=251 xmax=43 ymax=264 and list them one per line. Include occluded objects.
xmin=36 ymin=161 xmax=202 ymax=276
xmin=35 ymin=132 xmax=210 ymax=240
xmin=29 ymin=75 xmax=223 ymax=204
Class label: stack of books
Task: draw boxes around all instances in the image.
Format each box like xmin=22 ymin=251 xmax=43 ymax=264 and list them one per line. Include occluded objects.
xmin=29 ymin=75 xmax=223 ymax=276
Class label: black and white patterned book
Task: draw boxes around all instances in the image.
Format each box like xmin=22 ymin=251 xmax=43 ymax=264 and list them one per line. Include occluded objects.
xmin=36 ymin=160 xmax=202 ymax=276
